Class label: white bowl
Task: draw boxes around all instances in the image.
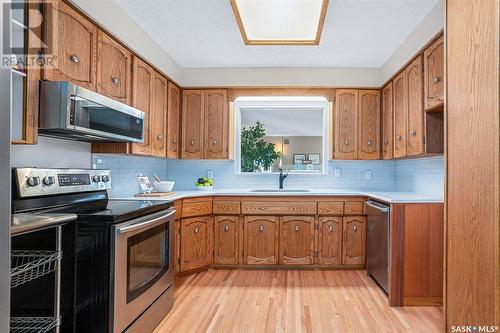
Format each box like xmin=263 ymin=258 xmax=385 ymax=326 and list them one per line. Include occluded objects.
xmin=195 ymin=185 xmax=214 ymax=191
xmin=152 ymin=181 xmax=175 ymax=192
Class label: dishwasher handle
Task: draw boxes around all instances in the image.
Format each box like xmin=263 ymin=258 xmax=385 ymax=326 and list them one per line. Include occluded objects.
xmin=364 ymin=201 xmax=389 ymax=214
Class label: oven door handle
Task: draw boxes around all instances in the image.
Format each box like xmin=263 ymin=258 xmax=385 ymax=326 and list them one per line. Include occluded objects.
xmin=116 ymin=210 xmax=175 ymax=234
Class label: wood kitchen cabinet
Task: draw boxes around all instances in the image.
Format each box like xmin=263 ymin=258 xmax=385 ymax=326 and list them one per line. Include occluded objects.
xmin=182 ymin=90 xmax=205 ymax=159
xmin=150 ymin=73 xmax=167 ymax=157
xmin=382 ymin=83 xmax=393 ymax=160
xmin=180 ymin=216 xmax=214 ymax=272
xmin=204 ymin=90 xmax=229 ymax=159
xmin=318 ymin=217 xmax=342 ymax=265
xmin=243 ymin=216 xmax=279 ymax=265
xmin=182 ymin=89 xmax=229 ymax=159
xmin=214 ymin=216 xmax=240 ymax=265
xmin=423 ymin=36 xmax=444 ymax=111
xmin=96 ymin=30 xmax=131 ymax=104
xmin=342 ymin=216 xmax=366 ymax=265
xmin=166 ymin=82 xmax=181 ymax=159
xmin=393 ymin=70 xmax=407 ymax=158
xmin=335 ymin=89 xmax=358 ymax=159
xmin=406 ymin=56 xmax=424 ymax=156
xmin=43 ymin=0 xmax=97 ymax=91
xmin=358 ymin=90 xmax=381 ymax=160
xmin=279 ymin=216 xmax=315 ymax=265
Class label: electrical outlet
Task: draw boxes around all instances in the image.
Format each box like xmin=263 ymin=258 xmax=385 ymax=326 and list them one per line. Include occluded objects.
xmin=364 ymin=170 xmax=372 ymax=180
xmin=334 ymin=168 xmax=341 ymax=178
xmin=207 ymin=170 xmax=214 ymax=179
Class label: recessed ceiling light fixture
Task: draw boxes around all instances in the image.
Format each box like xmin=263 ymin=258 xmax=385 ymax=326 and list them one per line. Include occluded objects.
xmin=230 ymin=0 xmax=329 ymax=46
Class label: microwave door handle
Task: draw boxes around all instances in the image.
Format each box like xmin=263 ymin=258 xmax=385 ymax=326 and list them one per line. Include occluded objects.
xmin=117 ymin=210 xmax=175 ymax=234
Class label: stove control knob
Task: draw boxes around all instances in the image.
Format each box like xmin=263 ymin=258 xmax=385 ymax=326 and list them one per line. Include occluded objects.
xmin=43 ymin=176 xmax=55 ymax=186
xmin=27 ymin=176 xmax=40 ymax=187
xmin=92 ymin=175 xmax=101 ymax=183
xmin=101 ymin=175 xmax=110 ymax=183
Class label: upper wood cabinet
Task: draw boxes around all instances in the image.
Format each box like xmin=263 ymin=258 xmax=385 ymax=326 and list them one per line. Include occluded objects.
xmin=204 ymin=90 xmax=229 ymax=159
xmin=182 ymin=90 xmax=205 ymax=159
xmin=180 ymin=216 xmax=213 ymax=272
xmin=43 ymin=0 xmax=97 ymax=90
xmin=358 ymin=90 xmax=381 ymax=160
xmin=279 ymin=216 xmax=315 ymax=265
xmin=342 ymin=216 xmax=366 ymax=265
xmin=214 ymin=215 xmax=240 ymax=265
xmin=151 ymin=73 xmax=167 ymax=157
xmin=130 ymin=57 xmax=154 ymax=155
xmin=406 ymin=56 xmax=424 ymax=156
xmin=393 ymin=70 xmax=407 ymax=158
xmin=318 ymin=216 xmax=342 ymax=265
xmin=243 ymin=216 xmax=279 ymax=265
xmin=382 ymin=83 xmax=394 ymax=160
xmin=96 ymin=30 xmax=131 ymax=104
xmin=182 ymin=89 xmax=229 ymax=159
xmin=166 ymin=83 xmax=181 ymax=159
xmin=335 ymin=89 xmax=358 ymax=159
xmin=424 ymin=36 xmax=444 ymax=110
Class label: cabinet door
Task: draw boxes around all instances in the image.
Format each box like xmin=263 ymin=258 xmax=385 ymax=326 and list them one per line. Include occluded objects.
xmin=166 ymin=83 xmax=181 ymax=159
xmin=358 ymin=90 xmax=381 ymax=160
xmin=318 ymin=217 xmax=342 ymax=265
xmin=243 ymin=216 xmax=279 ymax=265
xmin=382 ymin=83 xmax=394 ymax=160
xmin=214 ymin=216 xmax=240 ymax=265
xmin=130 ymin=57 xmax=154 ymax=155
xmin=182 ymin=90 xmax=204 ymax=159
xmin=406 ymin=56 xmax=424 ymax=156
xmin=424 ymin=36 xmax=444 ymax=110
xmin=335 ymin=89 xmax=358 ymax=159
xmin=43 ymin=0 xmax=97 ymax=90
xmin=180 ymin=216 xmax=213 ymax=271
xmin=151 ymin=73 xmax=167 ymax=157
xmin=342 ymin=216 xmax=366 ymax=265
xmin=204 ymin=90 xmax=228 ymax=159
xmin=96 ymin=30 xmax=131 ymax=104
xmin=393 ymin=71 xmax=407 ymax=158
xmin=280 ymin=216 xmax=315 ymax=265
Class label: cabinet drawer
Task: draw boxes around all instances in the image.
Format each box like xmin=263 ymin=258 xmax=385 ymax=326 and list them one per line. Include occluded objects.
xmin=241 ymin=201 xmax=317 ymax=215
xmin=344 ymin=202 xmax=364 ymax=215
xmin=318 ymin=201 xmax=344 ymax=215
xmin=182 ymin=201 xmax=213 ymax=218
xmin=213 ymin=201 xmax=240 ymax=215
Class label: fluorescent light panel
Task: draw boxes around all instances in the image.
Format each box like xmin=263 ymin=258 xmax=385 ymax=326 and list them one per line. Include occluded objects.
xmin=231 ymin=0 xmax=329 ymax=45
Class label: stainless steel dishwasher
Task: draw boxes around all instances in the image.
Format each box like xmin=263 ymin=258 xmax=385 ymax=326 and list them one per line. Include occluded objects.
xmin=364 ymin=200 xmax=390 ymax=293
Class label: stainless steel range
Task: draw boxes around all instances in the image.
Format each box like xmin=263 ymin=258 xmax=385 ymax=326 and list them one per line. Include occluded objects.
xmin=11 ymin=168 xmax=175 ymax=333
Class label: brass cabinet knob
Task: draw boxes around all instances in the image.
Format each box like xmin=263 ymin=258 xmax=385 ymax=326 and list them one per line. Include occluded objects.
xmin=224 ymin=225 xmax=229 ymax=231
xmin=433 ymin=75 xmax=441 ymax=83
xmin=157 ymin=134 xmax=163 ymax=140
xmin=397 ymin=135 xmax=403 ymax=141
xmin=367 ymin=140 xmax=372 ymax=146
xmin=353 ymin=225 xmax=358 ymax=232
xmin=328 ymin=225 xmax=333 ymax=232
xmin=194 ymin=226 xmax=199 ymax=234
xmin=190 ymin=140 xmax=195 ymax=145
xmin=212 ymin=140 xmax=217 ymax=145
xmin=295 ymin=225 xmax=299 ymax=232
xmin=259 ymin=225 xmax=264 ymax=231
xmin=344 ymin=140 xmax=349 ymax=146
xmin=112 ymin=77 xmax=120 ymax=85
xmin=410 ymin=130 xmax=417 ymax=136
xmin=384 ymin=139 xmax=389 ymax=144
xmin=70 ymin=54 xmax=79 ymax=63
xmin=172 ymin=139 xmax=177 ymax=144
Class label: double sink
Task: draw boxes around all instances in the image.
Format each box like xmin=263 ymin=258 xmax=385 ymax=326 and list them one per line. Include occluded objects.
xmin=249 ymin=189 xmax=311 ymax=193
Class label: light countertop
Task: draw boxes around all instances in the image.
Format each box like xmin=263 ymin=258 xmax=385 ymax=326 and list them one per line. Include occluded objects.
xmin=112 ymin=188 xmax=444 ymax=204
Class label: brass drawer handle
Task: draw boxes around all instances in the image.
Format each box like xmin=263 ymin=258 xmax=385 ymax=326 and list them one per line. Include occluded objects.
xmin=70 ymin=54 xmax=79 ymax=63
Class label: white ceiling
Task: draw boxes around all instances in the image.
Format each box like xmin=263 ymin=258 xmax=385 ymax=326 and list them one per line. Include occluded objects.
xmin=241 ymin=108 xmax=323 ymax=136
xmin=114 ymin=0 xmax=438 ymax=68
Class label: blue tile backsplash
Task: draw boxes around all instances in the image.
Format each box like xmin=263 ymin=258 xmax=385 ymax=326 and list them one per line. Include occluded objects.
xmin=93 ymin=154 xmax=444 ymax=198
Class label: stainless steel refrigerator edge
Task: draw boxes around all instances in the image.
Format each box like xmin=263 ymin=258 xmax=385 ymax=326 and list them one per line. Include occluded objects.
xmin=0 ymin=0 xmax=12 ymax=330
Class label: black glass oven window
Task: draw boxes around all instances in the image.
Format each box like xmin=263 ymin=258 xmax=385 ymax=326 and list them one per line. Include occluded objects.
xmin=126 ymin=222 xmax=169 ymax=303
xmin=71 ymin=97 xmax=143 ymax=140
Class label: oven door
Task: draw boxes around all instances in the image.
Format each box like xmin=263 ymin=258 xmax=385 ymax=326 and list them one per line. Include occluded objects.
xmin=111 ymin=209 xmax=174 ymax=333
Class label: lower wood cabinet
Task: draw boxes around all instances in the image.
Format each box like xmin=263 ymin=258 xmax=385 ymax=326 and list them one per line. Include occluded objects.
xmin=214 ymin=215 xmax=240 ymax=265
xmin=180 ymin=216 xmax=213 ymax=272
xmin=243 ymin=216 xmax=279 ymax=265
xmin=342 ymin=216 xmax=367 ymax=265
xmin=318 ymin=217 xmax=342 ymax=265
xmin=279 ymin=216 xmax=315 ymax=265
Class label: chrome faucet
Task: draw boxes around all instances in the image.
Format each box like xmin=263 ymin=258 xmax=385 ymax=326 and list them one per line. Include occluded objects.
xmin=278 ymin=169 xmax=288 ymax=190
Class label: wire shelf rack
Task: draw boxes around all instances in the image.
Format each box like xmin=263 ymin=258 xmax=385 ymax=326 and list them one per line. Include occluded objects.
xmin=10 ymin=316 xmax=60 ymax=333
xmin=10 ymin=250 xmax=62 ymax=288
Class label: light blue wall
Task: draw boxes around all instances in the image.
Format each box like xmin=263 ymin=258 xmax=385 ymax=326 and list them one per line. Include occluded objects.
xmin=92 ymin=154 xmax=444 ymax=197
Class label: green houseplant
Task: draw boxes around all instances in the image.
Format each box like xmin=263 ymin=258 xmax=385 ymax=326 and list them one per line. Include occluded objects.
xmin=241 ymin=121 xmax=280 ymax=172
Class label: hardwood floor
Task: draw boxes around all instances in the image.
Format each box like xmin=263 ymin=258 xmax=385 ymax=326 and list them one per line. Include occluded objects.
xmin=153 ymin=269 xmax=443 ymax=333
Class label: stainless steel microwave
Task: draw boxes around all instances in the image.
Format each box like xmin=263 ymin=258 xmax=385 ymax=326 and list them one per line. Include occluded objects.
xmin=39 ymin=81 xmax=145 ymax=143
